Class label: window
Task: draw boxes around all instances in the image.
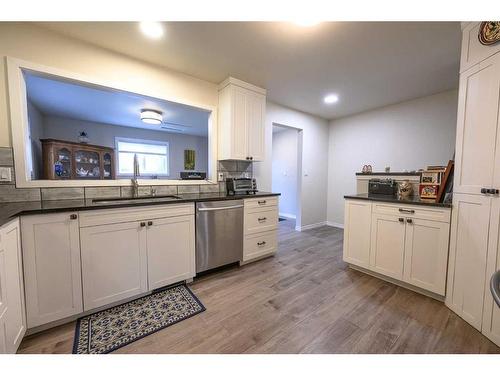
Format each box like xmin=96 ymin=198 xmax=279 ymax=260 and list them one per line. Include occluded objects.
xmin=115 ymin=138 xmax=169 ymax=177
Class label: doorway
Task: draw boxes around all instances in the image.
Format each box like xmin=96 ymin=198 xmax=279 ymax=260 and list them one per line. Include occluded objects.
xmin=272 ymin=124 xmax=302 ymax=230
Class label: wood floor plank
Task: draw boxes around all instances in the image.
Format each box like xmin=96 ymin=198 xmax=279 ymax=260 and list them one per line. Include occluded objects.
xmin=17 ymin=218 xmax=500 ymax=354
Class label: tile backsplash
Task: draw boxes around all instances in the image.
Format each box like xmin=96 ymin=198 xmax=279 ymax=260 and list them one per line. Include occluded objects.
xmin=0 ymin=147 xmax=253 ymax=203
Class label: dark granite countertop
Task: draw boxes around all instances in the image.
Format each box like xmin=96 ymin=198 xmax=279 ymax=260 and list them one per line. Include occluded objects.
xmin=355 ymin=172 xmax=422 ymax=176
xmin=0 ymin=192 xmax=281 ymax=227
xmin=344 ymin=193 xmax=452 ymax=208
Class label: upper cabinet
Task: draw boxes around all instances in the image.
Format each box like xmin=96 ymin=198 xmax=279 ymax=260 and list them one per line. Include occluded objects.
xmin=218 ymin=77 xmax=266 ymax=161
xmin=460 ymin=22 xmax=500 ymax=73
xmin=454 ymin=53 xmax=500 ymax=195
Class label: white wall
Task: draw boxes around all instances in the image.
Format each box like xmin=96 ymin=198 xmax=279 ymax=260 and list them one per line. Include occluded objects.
xmin=254 ymin=101 xmax=329 ymax=229
xmin=272 ymin=127 xmax=298 ymax=218
xmin=0 ymin=22 xmax=218 ymax=148
xmin=327 ymin=90 xmax=458 ymax=226
xmin=27 ymin=101 xmax=44 ymax=179
xmin=40 ymin=115 xmax=209 ymax=179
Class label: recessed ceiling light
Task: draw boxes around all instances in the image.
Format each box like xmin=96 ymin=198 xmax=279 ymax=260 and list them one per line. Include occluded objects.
xmin=141 ymin=109 xmax=163 ymax=125
xmin=324 ymin=94 xmax=339 ymax=104
xmin=139 ymin=22 xmax=164 ymax=39
xmin=293 ymin=20 xmax=321 ymax=27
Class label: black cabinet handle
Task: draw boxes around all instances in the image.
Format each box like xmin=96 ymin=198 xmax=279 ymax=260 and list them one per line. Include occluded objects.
xmin=407 ymin=218 xmax=413 ymax=224
xmin=250 ymin=156 xmax=253 ymax=160
xmin=148 ymin=221 xmax=153 ymax=226
xmin=70 ymin=214 xmax=78 ymax=220
xmin=258 ymin=200 xmax=266 ymax=205
xmin=258 ymin=217 xmax=267 ymax=222
xmin=398 ymin=217 xmax=404 ymax=223
xmin=398 ymin=208 xmax=415 ymax=214
xmin=140 ymin=222 xmax=146 ymax=227
xmin=481 ymin=188 xmax=500 ymax=195
xmin=257 ymin=241 xmax=266 ymax=246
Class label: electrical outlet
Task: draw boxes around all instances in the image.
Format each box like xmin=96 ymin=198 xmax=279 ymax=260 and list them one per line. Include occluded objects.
xmin=218 ymin=172 xmax=224 ymax=182
xmin=0 ymin=167 xmax=12 ymax=182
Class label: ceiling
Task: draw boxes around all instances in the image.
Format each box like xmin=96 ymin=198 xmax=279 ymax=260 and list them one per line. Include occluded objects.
xmin=25 ymin=71 xmax=210 ymax=137
xmin=38 ymin=22 xmax=462 ymax=120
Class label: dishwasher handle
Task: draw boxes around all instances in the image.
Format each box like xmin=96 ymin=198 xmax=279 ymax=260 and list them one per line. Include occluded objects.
xmin=198 ymin=205 xmax=243 ymax=212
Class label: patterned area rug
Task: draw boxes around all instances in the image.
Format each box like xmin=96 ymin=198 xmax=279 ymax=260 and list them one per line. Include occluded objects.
xmin=73 ymin=284 xmax=205 ymax=354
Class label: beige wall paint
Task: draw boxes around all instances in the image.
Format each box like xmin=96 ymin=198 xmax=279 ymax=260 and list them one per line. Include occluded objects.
xmin=327 ymin=90 xmax=458 ymax=226
xmin=0 ymin=22 xmax=218 ymax=148
xmin=254 ymin=101 xmax=329 ymax=229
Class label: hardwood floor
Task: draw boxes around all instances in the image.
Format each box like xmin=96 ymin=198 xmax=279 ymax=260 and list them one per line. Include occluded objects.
xmin=18 ymin=219 xmax=500 ymax=354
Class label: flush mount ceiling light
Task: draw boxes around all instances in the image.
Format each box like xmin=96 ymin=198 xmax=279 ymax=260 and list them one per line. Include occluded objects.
xmin=140 ymin=109 xmax=163 ymax=125
xmin=323 ymin=94 xmax=339 ymax=104
xmin=139 ymin=22 xmax=164 ymax=39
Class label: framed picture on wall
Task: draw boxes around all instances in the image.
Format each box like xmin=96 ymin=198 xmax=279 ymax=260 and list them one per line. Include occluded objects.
xmin=184 ymin=149 xmax=195 ymax=170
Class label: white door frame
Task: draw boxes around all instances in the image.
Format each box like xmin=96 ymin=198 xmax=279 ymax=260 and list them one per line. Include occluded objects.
xmin=271 ymin=123 xmax=303 ymax=231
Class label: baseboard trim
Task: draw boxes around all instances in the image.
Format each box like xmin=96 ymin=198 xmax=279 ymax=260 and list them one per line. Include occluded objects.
xmin=348 ymin=264 xmax=445 ymax=302
xmin=279 ymin=213 xmax=296 ymax=220
xmin=296 ymin=221 xmax=327 ymax=231
xmin=326 ymin=221 xmax=344 ymax=229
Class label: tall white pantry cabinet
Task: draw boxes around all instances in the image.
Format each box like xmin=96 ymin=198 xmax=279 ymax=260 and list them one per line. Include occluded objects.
xmin=446 ymin=22 xmax=500 ymax=346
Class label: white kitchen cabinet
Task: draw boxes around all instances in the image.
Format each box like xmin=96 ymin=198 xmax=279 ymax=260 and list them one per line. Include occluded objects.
xmin=370 ymin=213 xmax=406 ymax=280
xmin=446 ymin=193 xmax=491 ymax=330
xmin=460 ymin=22 xmax=500 ymax=73
xmin=147 ymin=215 xmax=195 ymax=291
xmin=454 ymin=52 xmax=500 ymax=195
xmin=218 ymin=77 xmax=266 ymax=161
xmin=242 ymin=197 xmax=278 ymax=263
xmin=246 ymin=90 xmax=266 ymax=160
xmin=344 ymin=199 xmax=451 ymax=297
xmin=482 ymin=197 xmax=500 ymax=346
xmin=343 ymin=200 xmax=372 ymax=268
xmin=446 ymin=23 xmax=500 ymax=343
xmin=0 ymin=219 xmax=26 ymax=353
xmin=21 ymin=213 xmax=83 ymax=328
xmin=403 ymin=218 xmax=449 ymax=295
xmin=80 ymin=221 xmax=148 ymax=310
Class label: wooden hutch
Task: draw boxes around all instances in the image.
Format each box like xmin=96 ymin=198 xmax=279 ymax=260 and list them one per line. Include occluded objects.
xmin=41 ymin=139 xmax=115 ymax=180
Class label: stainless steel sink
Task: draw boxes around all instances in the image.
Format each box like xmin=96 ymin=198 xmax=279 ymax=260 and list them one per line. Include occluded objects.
xmin=91 ymin=195 xmax=182 ymax=206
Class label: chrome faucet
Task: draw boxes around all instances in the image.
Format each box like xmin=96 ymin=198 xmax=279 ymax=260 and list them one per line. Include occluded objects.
xmin=132 ymin=154 xmax=140 ymax=198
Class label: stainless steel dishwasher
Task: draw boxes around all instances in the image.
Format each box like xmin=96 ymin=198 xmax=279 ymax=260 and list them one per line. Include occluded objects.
xmin=195 ymin=200 xmax=243 ymax=273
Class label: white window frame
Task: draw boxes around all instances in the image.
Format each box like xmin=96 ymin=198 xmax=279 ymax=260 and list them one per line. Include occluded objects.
xmin=115 ymin=137 xmax=170 ymax=178
xmin=6 ymin=57 xmax=218 ymax=188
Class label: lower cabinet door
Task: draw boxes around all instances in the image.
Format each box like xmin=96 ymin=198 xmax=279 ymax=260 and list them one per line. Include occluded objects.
xmin=146 ymin=215 xmax=195 ymax=291
xmin=403 ymin=218 xmax=450 ymax=295
xmin=446 ymin=193 xmax=491 ymax=330
xmin=370 ymin=213 xmax=406 ymax=279
xmin=343 ymin=200 xmax=372 ymax=268
xmin=80 ymin=221 xmax=148 ymax=310
xmin=21 ymin=213 xmax=83 ymax=328
xmin=1 ymin=220 xmax=26 ymax=353
xmin=482 ymin=197 xmax=500 ymax=346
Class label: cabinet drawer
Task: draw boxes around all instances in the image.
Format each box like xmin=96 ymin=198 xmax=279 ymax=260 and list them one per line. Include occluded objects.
xmin=372 ymin=203 xmax=450 ymax=223
xmin=244 ymin=207 xmax=278 ymax=235
xmin=244 ymin=197 xmax=278 ymax=210
xmin=79 ymin=203 xmax=194 ymax=227
xmin=244 ymin=231 xmax=277 ymax=262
